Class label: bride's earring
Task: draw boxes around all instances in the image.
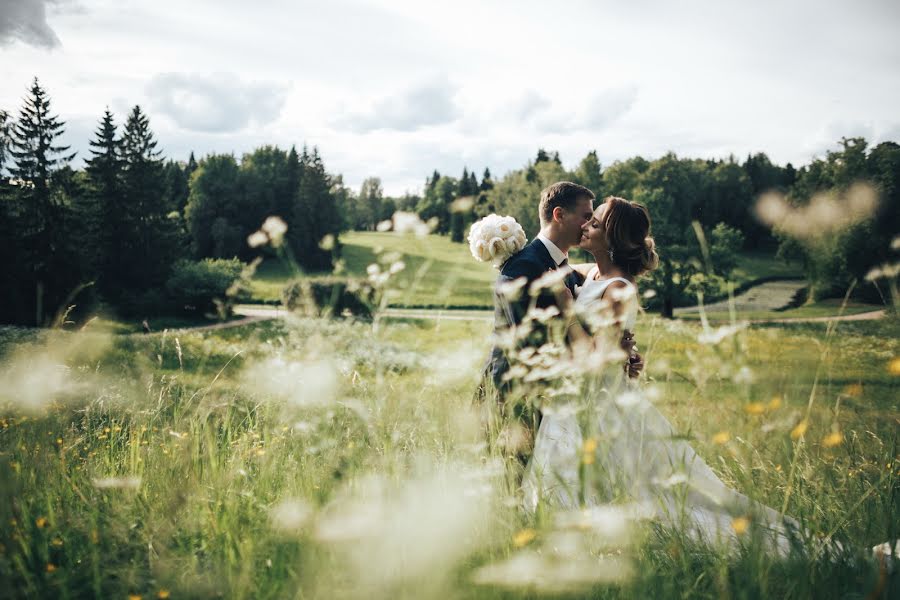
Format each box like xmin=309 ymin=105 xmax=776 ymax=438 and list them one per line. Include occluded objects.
xmin=608 ymin=249 xmax=614 ymax=262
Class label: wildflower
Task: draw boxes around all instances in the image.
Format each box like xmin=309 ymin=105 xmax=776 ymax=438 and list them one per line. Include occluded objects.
xmin=822 ymin=431 xmax=843 ymax=448
xmin=261 ymin=216 xmax=287 ymax=243
xmin=128 ymin=595 xmax=142 ymax=600
xmin=512 ymin=528 xmax=537 ymax=548
xmin=712 ymin=431 xmax=730 ymax=445
xmin=582 ymin=438 xmax=598 ymax=454
xmin=157 ymin=591 xmax=170 ymax=599
xmin=744 ymin=402 xmax=766 ymax=416
xmin=46 ymin=563 xmax=57 ymax=573
xmin=731 ymin=516 xmax=750 ymax=535
xmin=93 ymin=476 xmax=141 ymax=490
xmin=767 ymin=396 xmax=782 ymax=411
xmin=843 ymin=383 xmax=863 ymax=397
xmin=889 ymin=358 xmax=900 ymax=376
xmin=790 ymin=420 xmax=808 ymax=440
xmin=51 ymin=538 xmax=63 ymax=547
xmin=35 ymin=517 xmax=47 ymax=528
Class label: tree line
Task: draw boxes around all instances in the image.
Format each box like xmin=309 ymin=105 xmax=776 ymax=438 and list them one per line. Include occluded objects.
xmin=0 ymin=78 xmax=344 ymax=326
xmin=2 ymin=77 xmax=896 ymax=326
xmin=343 ymin=143 xmax=898 ymax=315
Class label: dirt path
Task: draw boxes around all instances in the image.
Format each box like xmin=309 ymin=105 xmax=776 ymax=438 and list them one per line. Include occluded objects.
xmin=674 ymin=279 xmax=806 ymax=315
xmin=155 ymin=298 xmax=886 ymax=334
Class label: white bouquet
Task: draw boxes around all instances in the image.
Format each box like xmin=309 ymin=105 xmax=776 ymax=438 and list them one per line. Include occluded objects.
xmin=467 ymin=214 xmax=527 ymax=268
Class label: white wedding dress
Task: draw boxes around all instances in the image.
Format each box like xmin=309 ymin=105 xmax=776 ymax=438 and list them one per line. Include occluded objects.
xmin=522 ymin=272 xmax=802 ymax=555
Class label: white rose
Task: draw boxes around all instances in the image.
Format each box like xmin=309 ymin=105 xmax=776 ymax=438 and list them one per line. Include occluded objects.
xmin=504 ymin=237 xmax=520 ymax=254
xmin=473 ymin=239 xmax=489 ymax=262
xmin=488 ymin=237 xmax=506 ymax=258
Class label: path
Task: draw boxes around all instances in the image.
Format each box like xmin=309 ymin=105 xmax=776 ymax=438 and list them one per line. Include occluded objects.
xmin=674 ymin=279 xmax=806 ymax=315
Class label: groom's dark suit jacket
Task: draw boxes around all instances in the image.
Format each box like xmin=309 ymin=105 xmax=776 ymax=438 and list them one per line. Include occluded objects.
xmin=483 ymin=238 xmax=583 ymax=397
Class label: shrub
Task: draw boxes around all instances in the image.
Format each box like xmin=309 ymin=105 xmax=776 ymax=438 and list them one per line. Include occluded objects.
xmin=165 ymin=258 xmax=244 ymax=315
xmin=282 ymin=277 xmax=374 ymax=318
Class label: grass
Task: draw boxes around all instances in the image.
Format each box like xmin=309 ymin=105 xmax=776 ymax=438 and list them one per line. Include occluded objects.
xmin=675 ymin=298 xmax=883 ymax=322
xmin=248 ymin=232 xmax=497 ymax=308
xmin=247 ymin=233 xmax=805 ymax=311
xmin=0 ymin=303 xmax=897 ymax=598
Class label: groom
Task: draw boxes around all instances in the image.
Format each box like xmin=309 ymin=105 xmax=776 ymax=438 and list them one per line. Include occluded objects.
xmin=481 ymin=181 xmax=595 ymax=413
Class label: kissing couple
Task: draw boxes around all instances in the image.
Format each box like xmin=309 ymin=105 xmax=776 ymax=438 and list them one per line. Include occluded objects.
xmin=475 ymin=181 xmax=891 ymax=561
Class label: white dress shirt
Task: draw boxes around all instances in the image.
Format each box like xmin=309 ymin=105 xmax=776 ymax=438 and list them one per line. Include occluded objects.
xmin=536 ymin=232 xmax=568 ymax=266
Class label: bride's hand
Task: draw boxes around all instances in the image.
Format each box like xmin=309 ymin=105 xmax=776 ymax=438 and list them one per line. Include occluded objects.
xmin=626 ymin=351 xmax=644 ymax=379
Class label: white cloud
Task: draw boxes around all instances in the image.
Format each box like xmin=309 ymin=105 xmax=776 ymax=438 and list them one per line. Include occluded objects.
xmin=1 ymin=0 xmax=899 ymax=194
xmin=333 ymin=79 xmax=461 ymax=133
xmin=0 ymin=0 xmax=64 ymax=48
xmin=146 ymin=73 xmax=289 ymax=133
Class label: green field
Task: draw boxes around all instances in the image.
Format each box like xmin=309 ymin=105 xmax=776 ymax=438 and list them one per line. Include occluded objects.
xmin=248 ymin=233 xmax=806 ymax=310
xmin=0 ymin=309 xmax=897 ymax=598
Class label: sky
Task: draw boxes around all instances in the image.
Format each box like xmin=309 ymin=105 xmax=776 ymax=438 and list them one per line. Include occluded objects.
xmin=2 ymin=0 xmax=899 ymax=195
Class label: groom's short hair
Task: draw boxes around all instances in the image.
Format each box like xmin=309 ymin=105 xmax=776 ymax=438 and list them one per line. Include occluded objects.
xmin=539 ymin=181 xmax=595 ymax=225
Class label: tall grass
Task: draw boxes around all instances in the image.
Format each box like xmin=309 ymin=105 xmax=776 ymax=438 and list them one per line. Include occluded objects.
xmin=0 ymin=217 xmax=897 ymax=598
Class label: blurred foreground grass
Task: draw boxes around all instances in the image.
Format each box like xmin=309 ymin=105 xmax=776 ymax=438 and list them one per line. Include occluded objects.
xmin=0 ymin=313 xmax=897 ymax=598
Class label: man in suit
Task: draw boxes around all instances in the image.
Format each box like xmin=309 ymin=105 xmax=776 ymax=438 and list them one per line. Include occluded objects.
xmin=480 ymin=182 xmax=595 ymax=454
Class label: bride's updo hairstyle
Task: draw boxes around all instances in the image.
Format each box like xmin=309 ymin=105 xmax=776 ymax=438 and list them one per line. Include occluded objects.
xmin=602 ymin=196 xmax=660 ymax=277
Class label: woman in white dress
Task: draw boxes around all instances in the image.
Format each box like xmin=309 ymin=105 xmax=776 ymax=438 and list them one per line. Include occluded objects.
xmin=522 ymin=196 xmax=806 ymax=556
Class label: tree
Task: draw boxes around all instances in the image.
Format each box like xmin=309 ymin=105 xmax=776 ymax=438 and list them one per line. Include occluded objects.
xmin=115 ymin=105 xmax=181 ymax=308
xmin=84 ymin=108 xmax=123 ymax=289
xmin=573 ymin=150 xmax=603 ymax=197
xmin=0 ymin=109 xmax=12 ymax=174
xmin=7 ymin=78 xmax=80 ymax=325
xmin=356 ymin=177 xmax=384 ymax=231
xmin=185 ymin=154 xmax=243 ymax=259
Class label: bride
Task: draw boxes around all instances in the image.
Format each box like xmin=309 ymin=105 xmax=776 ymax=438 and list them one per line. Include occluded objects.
xmin=521 ymin=196 xmax=807 ymax=556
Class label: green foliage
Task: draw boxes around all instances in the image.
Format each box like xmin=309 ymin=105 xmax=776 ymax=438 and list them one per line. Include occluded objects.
xmin=775 ymin=138 xmax=899 ymax=301
xmin=165 ymin=258 xmax=244 ymax=314
xmin=282 ymin=277 xmax=374 ymax=318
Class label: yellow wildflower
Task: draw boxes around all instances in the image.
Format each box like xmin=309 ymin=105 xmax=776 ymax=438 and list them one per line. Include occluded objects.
xmin=731 ymin=516 xmax=750 ymax=535
xmin=712 ymin=431 xmax=730 ymax=445
xmin=512 ymin=528 xmax=537 ymax=548
xmin=822 ymin=431 xmax=843 ymax=448
xmin=46 ymin=563 xmax=57 ymax=573
xmin=582 ymin=452 xmax=595 ymax=465
xmin=35 ymin=517 xmax=47 ymax=528
xmin=889 ymin=357 xmax=900 ymax=376
xmin=790 ymin=420 xmax=808 ymax=440
xmin=129 ymin=595 xmax=142 ymax=600
xmin=158 ymin=591 xmax=171 ymax=599
xmin=744 ymin=402 xmax=766 ymax=416
xmin=843 ymin=383 xmax=863 ymax=397
xmin=582 ymin=438 xmax=598 ymax=454
xmin=767 ymin=396 xmax=782 ymax=411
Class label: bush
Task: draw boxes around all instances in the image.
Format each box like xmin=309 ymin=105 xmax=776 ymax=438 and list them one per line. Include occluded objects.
xmin=165 ymin=258 xmax=244 ymax=315
xmin=282 ymin=277 xmax=374 ymax=318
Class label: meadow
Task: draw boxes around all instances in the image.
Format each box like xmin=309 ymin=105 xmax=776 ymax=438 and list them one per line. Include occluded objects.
xmin=0 ymin=300 xmax=897 ymax=598
xmin=247 ymin=232 xmax=808 ymax=310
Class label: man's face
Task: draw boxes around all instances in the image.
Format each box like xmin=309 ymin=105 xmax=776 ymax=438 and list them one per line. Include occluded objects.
xmin=558 ymin=196 xmax=594 ymax=247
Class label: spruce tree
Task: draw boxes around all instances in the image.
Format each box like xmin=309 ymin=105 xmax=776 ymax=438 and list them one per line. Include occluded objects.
xmin=117 ymin=105 xmax=177 ymax=306
xmin=85 ymin=108 xmax=123 ymax=286
xmin=8 ymin=78 xmax=78 ymax=325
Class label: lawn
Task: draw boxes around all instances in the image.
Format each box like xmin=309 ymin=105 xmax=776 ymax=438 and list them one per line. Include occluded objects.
xmin=247 ymin=233 xmax=805 ymax=310
xmin=0 ymin=310 xmax=897 ymax=598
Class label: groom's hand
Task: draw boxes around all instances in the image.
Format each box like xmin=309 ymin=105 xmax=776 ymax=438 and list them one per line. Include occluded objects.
xmin=626 ymin=351 xmax=644 ymax=379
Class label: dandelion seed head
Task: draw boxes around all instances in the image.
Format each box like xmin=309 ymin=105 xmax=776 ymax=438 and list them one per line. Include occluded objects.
xmin=92 ymin=476 xmax=141 ymax=490
xmin=270 ymin=498 xmax=313 ymax=534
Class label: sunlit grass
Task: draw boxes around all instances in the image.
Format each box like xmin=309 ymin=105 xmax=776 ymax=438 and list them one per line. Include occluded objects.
xmin=0 ymin=311 xmax=897 ymax=598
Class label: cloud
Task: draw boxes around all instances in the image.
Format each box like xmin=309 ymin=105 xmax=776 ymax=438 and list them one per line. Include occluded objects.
xmin=333 ymin=79 xmax=460 ymax=133
xmin=530 ymin=86 xmax=639 ymax=134
xmin=146 ymin=73 xmax=289 ymax=133
xmin=0 ymin=0 xmax=66 ymax=48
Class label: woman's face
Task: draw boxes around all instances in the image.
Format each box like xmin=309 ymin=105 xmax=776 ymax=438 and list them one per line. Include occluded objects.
xmin=579 ymin=202 xmax=610 ymax=256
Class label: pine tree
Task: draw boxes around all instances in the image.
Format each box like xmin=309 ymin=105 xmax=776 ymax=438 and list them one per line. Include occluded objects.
xmin=85 ymin=108 xmax=122 ymax=285
xmin=8 ymin=78 xmax=78 ymax=325
xmin=480 ymin=168 xmax=493 ymax=192
xmin=117 ymin=105 xmax=178 ymax=304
